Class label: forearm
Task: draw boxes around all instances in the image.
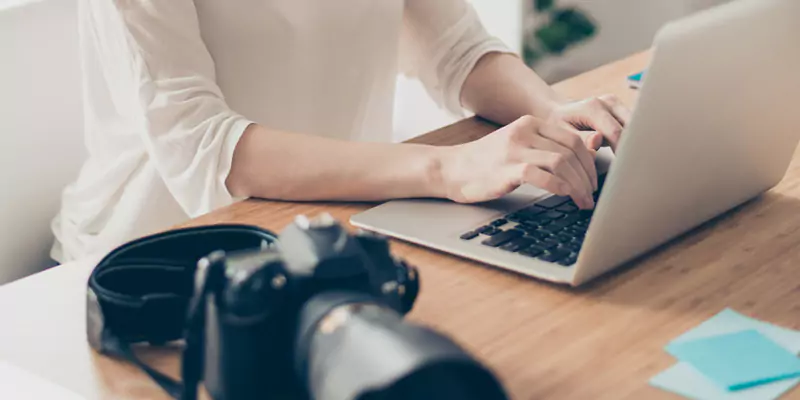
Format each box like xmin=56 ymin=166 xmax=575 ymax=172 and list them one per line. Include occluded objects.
xmin=461 ymin=52 xmax=565 ymax=125
xmin=226 ymin=124 xmax=446 ymax=201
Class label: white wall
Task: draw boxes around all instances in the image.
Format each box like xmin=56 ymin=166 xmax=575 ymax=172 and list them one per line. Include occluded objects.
xmin=0 ymin=0 xmax=86 ymax=283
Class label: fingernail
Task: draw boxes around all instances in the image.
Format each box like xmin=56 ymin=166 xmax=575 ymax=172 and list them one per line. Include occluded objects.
xmin=587 ymin=134 xmax=597 ymax=149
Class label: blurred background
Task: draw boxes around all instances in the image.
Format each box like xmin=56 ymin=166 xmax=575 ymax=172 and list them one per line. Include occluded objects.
xmin=393 ymin=0 xmax=732 ymax=141
xmin=0 ymin=0 xmax=730 ymax=283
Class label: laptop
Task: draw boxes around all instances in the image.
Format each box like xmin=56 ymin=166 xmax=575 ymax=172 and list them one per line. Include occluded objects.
xmin=351 ymin=0 xmax=800 ymax=286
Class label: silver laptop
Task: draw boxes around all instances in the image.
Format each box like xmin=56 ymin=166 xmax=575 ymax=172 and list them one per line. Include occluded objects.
xmin=351 ymin=0 xmax=800 ymax=286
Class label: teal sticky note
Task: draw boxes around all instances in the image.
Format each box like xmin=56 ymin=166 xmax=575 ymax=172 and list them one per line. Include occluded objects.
xmin=627 ymin=70 xmax=645 ymax=88
xmin=671 ymin=309 xmax=800 ymax=352
xmin=651 ymin=363 xmax=800 ymax=400
xmin=666 ymin=330 xmax=800 ymax=391
xmin=650 ymin=309 xmax=800 ymax=400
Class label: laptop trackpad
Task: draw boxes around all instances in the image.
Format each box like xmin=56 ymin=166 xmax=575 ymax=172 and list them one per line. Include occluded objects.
xmin=350 ymin=184 xmax=550 ymax=239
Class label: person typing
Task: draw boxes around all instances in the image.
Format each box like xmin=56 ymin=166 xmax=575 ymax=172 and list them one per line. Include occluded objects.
xmin=51 ymin=0 xmax=629 ymax=263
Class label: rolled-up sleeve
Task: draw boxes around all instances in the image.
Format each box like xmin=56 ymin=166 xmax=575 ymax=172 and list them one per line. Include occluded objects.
xmin=86 ymin=0 xmax=251 ymax=217
xmin=400 ymin=0 xmax=514 ymax=116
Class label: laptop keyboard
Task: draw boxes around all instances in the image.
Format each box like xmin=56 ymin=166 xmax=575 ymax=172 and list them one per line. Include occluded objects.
xmin=459 ymin=174 xmax=607 ymax=267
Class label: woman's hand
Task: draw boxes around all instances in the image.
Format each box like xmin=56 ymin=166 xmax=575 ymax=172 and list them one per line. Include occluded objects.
xmin=437 ymin=95 xmax=632 ymax=208
xmin=439 ymin=115 xmax=598 ymax=208
xmin=547 ymin=94 xmax=632 ymax=151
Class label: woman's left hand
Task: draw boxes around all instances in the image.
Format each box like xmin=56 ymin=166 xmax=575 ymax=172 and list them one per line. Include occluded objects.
xmin=546 ymin=94 xmax=633 ymax=151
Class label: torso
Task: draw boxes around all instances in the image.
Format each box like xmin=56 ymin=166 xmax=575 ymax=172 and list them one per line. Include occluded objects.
xmin=195 ymin=0 xmax=404 ymax=140
xmin=52 ymin=0 xmax=408 ymax=262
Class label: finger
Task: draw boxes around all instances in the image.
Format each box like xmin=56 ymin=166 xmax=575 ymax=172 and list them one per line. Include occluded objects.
xmin=599 ymin=94 xmax=632 ymax=127
xmin=523 ymin=148 xmax=594 ymax=209
xmin=514 ymin=162 xmax=571 ymax=197
xmin=538 ymin=124 xmax=598 ymax=191
xmin=584 ymin=132 xmax=604 ymax=150
xmin=558 ymin=121 xmax=603 ymax=151
xmin=531 ymin=140 xmax=593 ymax=204
xmin=583 ymin=99 xmax=624 ymax=150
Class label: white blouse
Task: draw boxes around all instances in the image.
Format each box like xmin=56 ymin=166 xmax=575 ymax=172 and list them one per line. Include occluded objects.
xmin=51 ymin=0 xmax=509 ymax=262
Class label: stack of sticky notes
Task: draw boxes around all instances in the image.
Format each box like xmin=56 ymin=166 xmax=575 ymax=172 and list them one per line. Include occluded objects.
xmin=651 ymin=309 xmax=800 ymax=400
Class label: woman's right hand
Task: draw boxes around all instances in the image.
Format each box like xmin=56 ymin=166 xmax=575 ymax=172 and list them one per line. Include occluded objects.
xmin=437 ymin=115 xmax=598 ymax=209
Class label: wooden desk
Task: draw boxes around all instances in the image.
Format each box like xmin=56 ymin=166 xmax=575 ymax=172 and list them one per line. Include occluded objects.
xmin=3 ymin=50 xmax=800 ymax=400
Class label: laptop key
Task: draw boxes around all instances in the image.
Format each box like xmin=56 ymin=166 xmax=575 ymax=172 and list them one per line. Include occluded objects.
xmin=525 ymin=231 xmax=550 ymax=241
xmin=537 ymin=226 xmax=562 ymax=236
xmin=507 ymin=213 xmax=523 ymax=222
xmin=520 ymin=205 xmax=547 ymax=216
xmin=517 ymin=224 xmax=540 ymax=234
xmin=528 ymin=215 xmax=553 ymax=226
xmin=491 ymin=218 xmax=508 ymax=227
xmin=555 ymin=233 xmax=573 ymax=243
xmin=481 ymin=229 xmax=523 ymax=247
xmin=477 ymin=225 xmax=494 ymax=234
xmin=538 ymin=248 xmax=571 ymax=263
xmin=483 ymin=228 xmax=501 ymax=236
xmin=542 ymin=211 xmax=565 ymax=220
xmin=549 ymin=215 xmax=581 ymax=230
xmin=460 ymin=231 xmax=479 ymax=240
xmin=563 ymin=242 xmax=581 ymax=252
xmin=558 ymin=254 xmax=578 ymax=266
xmin=519 ymin=245 xmax=545 ymax=258
xmin=537 ymin=195 xmax=570 ymax=209
xmin=556 ymin=204 xmax=578 ymax=213
xmin=539 ymin=239 xmax=560 ymax=250
xmin=500 ymin=237 xmax=535 ymax=252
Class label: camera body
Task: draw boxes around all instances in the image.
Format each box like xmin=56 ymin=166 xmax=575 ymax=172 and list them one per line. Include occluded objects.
xmin=199 ymin=215 xmax=419 ymax=399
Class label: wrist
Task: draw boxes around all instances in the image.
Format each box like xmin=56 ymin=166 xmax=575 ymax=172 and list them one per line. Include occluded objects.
xmin=535 ymin=95 xmax=568 ymax=121
xmin=419 ymin=145 xmax=453 ymax=200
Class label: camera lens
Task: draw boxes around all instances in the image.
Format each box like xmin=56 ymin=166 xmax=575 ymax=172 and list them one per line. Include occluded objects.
xmin=294 ymin=292 xmax=507 ymax=400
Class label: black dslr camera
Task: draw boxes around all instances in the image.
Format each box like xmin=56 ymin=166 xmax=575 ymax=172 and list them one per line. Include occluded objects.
xmin=87 ymin=215 xmax=507 ymax=400
xmin=191 ymin=214 xmax=507 ymax=400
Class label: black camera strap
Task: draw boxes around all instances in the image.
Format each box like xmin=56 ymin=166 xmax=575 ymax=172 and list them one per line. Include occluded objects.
xmin=85 ymin=224 xmax=278 ymax=399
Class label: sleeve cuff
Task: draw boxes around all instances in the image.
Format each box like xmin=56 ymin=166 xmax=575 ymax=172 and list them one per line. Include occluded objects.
xmin=417 ymin=5 xmax=517 ymax=116
xmin=442 ymin=37 xmax=515 ymax=116
xmin=216 ymin=116 xmax=253 ymax=206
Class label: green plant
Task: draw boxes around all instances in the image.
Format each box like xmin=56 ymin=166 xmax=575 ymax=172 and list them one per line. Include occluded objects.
xmin=524 ymin=0 xmax=598 ymax=66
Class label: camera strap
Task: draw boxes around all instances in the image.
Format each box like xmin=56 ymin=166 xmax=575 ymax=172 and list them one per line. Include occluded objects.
xmin=85 ymin=224 xmax=278 ymax=399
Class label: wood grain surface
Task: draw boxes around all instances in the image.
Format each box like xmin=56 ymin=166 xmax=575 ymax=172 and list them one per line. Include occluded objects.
xmin=3 ymin=50 xmax=800 ymax=400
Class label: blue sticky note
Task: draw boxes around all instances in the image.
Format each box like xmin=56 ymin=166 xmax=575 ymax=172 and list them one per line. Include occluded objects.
xmin=667 ymin=330 xmax=800 ymax=390
xmin=627 ymin=71 xmax=645 ymax=88
xmin=651 ymin=364 xmax=800 ymax=400
xmin=670 ymin=309 xmax=800 ymax=353
xmin=650 ymin=309 xmax=800 ymax=400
